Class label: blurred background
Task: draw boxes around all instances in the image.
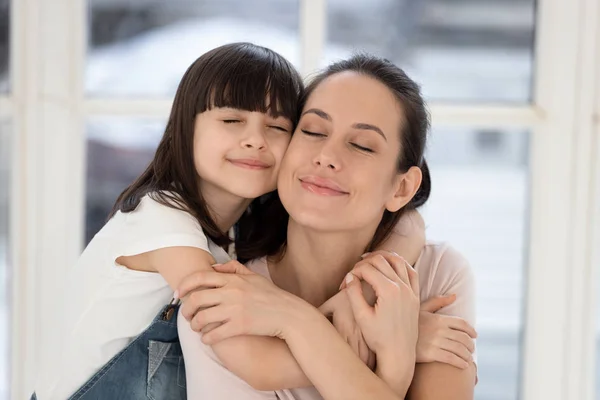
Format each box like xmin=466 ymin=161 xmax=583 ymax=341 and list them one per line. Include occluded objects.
xmin=1 ymin=0 xmax=599 ymax=399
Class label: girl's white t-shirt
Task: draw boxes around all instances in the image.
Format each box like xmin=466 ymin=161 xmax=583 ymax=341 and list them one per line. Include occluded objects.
xmin=35 ymin=193 xmax=231 ymax=400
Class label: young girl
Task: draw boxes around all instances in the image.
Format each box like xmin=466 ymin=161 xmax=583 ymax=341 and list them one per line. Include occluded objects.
xmin=33 ymin=42 xmax=304 ymax=400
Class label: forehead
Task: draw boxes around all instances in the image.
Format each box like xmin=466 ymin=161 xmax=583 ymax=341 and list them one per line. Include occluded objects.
xmin=304 ymin=72 xmax=403 ymax=129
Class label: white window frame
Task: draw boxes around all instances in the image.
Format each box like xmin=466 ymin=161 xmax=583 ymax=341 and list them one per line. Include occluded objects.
xmin=2 ymin=0 xmax=599 ymax=399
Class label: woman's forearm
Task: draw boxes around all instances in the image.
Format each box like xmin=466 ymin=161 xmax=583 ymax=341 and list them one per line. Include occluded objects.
xmin=212 ymin=335 xmax=311 ymax=390
xmin=284 ymin=306 xmax=406 ymax=400
xmin=376 ymin=350 xmax=416 ymax=397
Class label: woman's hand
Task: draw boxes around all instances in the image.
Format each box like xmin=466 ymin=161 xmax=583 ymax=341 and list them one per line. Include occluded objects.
xmin=345 ymin=251 xmax=420 ymax=355
xmin=319 ymin=291 xmax=376 ymax=370
xmin=417 ymin=295 xmax=478 ymax=369
xmin=177 ymin=260 xmax=313 ymax=344
xmin=344 ymin=251 xmax=420 ymax=395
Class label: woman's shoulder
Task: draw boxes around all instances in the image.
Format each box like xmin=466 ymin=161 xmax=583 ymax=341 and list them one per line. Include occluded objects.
xmin=416 ymin=242 xmax=472 ymax=276
xmin=416 ymin=242 xmax=475 ymax=307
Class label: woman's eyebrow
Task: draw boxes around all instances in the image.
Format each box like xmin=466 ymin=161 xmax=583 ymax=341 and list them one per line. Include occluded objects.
xmin=352 ymin=123 xmax=387 ymax=141
xmin=303 ymin=108 xmax=387 ymax=141
xmin=302 ymin=108 xmax=331 ymax=121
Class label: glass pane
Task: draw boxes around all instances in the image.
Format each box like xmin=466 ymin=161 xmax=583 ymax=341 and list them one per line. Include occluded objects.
xmin=0 ymin=0 xmax=9 ymax=92
xmin=422 ymin=127 xmax=528 ymax=400
xmin=325 ymin=0 xmax=535 ymax=103
xmin=86 ymin=0 xmax=300 ymax=97
xmin=0 ymin=118 xmax=11 ymax=400
xmin=86 ymin=117 xmax=165 ymax=242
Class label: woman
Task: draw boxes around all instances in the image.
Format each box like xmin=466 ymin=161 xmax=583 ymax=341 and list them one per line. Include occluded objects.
xmin=177 ymin=54 xmax=477 ymax=399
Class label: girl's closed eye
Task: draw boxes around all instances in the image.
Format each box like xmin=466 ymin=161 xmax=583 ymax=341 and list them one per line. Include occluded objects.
xmin=269 ymin=125 xmax=290 ymax=133
xmin=223 ymin=119 xmax=242 ymax=124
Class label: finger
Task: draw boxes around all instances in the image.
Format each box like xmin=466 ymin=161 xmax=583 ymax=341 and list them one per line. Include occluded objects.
xmin=200 ymin=321 xmax=222 ymax=335
xmin=177 ymin=270 xmax=230 ymax=298
xmin=447 ymin=330 xmax=476 ymax=354
xmin=351 ymin=264 xmax=399 ymax=299
xmin=440 ymin=339 xmax=473 ymax=364
xmin=213 ymin=261 xmax=254 ymax=275
xmin=362 ymin=254 xmax=399 ymax=283
xmin=446 ymin=316 xmax=478 ymax=338
xmin=202 ymin=321 xmax=240 ymax=344
xmin=435 ymin=349 xmax=470 ymax=369
xmin=190 ymin=305 xmax=230 ymax=332
xmin=319 ymin=297 xmax=336 ymax=317
xmin=345 ymin=273 xmax=372 ymax=321
xmin=405 ymin=262 xmax=419 ymax=297
xmin=180 ymin=288 xmax=223 ymax=320
xmin=421 ymin=294 xmax=456 ymax=312
xmin=364 ymin=250 xmax=409 ymax=285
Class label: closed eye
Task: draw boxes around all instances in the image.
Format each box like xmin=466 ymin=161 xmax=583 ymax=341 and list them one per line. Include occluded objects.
xmin=269 ymin=125 xmax=290 ymax=133
xmin=301 ymin=129 xmax=326 ymax=138
xmin=351 ymin=143 xmax=374 ymax=153
xmin=223 ymin=119 xmax=241 ymax=124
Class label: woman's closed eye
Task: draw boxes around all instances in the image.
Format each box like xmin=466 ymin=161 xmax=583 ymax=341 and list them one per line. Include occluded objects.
xmin=351 ymin=143 xmax=374 ymax=153
xmin=223 ymin=119 xmax=241 ymax=124
xmin=301 ymin=129 xmax=326 ymax=138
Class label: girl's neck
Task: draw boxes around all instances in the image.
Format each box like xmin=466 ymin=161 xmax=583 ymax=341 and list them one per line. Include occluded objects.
xmin=269 ymin=218 xmax=379 ymax=307
xmin=199 ymin=181 xmax=252 ymax=233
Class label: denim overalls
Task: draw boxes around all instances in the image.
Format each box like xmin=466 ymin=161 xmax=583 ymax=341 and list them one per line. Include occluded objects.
xmin=32 ymin=300 xmax=186 ymax=400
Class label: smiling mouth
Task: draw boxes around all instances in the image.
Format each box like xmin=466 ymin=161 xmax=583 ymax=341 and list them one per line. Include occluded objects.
xmin=228 ymin=159 xmax=271 ymax=170
xmin=299 ymin=178 xmax=349 ymax=196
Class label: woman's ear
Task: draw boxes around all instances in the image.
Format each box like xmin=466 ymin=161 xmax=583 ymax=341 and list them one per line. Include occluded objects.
xmin=385 ymin=166 xmax=423 ymax=212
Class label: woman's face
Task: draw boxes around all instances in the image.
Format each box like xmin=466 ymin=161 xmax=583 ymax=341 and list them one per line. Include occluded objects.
xmin=277 ymin=71 xmax=409 ymax=232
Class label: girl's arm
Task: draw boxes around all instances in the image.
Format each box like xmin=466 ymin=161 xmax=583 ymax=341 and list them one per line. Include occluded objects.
xmin=407 ymin=362 xmax=476 ymax=400
xmin=176 ymin=210 xmax=427 ymax=391
xmin=379 ymin=209 xmax=426 ymax=266
xmin=178 ymin=253 xmax=419 ymax=400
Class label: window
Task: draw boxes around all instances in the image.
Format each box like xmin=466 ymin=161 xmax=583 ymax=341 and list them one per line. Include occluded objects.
xmin=325 ymin=0 xmax=535 ymax=103
xmin=85 ymin=117 xmax=165 ymax=243
xmin=424 ymin=127 xmax=528 ymax=400
xmin=87 ymin=0 xmax=300 ymax=97
xmin=0 ymin=119 xmax=10 ymax=400
xmin=8 ymin=1 xmax=600 ymax=399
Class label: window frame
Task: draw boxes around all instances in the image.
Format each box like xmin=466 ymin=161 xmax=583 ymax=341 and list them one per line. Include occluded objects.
xmin=2 ymin=0 xmax=599 ymax=399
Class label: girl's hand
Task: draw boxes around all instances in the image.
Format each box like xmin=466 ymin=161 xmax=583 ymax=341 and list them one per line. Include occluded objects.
xmin=417 ymin=295 xmax=478 ymax=369
xmin=177 ymin=260 xmax=312 ymax=344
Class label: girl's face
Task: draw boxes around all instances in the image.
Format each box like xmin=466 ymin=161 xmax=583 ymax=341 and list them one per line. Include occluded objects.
xmin=193 ymin=107 xmax=293 ymax=200
xmin=277 ymin=71 xmax=414 ymax=233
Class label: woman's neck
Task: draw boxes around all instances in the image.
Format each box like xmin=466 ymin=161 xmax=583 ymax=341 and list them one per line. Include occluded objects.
xmin=270 ymin=218 xmax=379 ymax=307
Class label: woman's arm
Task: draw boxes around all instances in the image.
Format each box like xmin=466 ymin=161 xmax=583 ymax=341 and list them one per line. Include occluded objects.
xmin=178 ymin=256 xmax=419 ymax=399
xmin=284 ymin=306 xmax=406 ymax=400
xmin=405 ymin=245 xmax=477 ymax=399
xmin=179 ymin=210 xmax=427 ymax=391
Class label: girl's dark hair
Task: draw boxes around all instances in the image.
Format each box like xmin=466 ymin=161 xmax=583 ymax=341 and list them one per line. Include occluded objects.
xmin=110 ymin=43 xmax=303 ymax=248
xmin=239 ymin=53 xmax=431 ymax=260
